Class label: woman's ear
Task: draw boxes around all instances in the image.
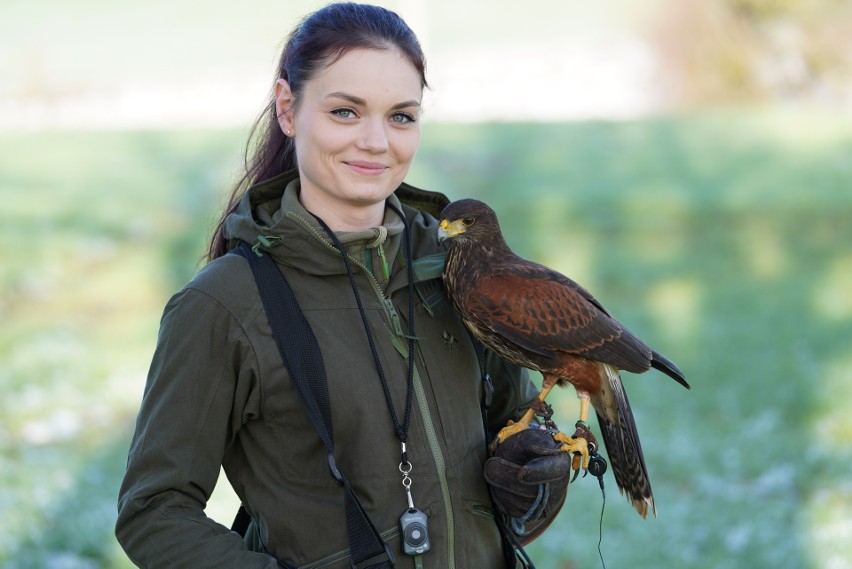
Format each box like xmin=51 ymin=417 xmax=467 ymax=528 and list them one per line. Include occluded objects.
xmin=275 ymin=79 xmax=296 ymax=136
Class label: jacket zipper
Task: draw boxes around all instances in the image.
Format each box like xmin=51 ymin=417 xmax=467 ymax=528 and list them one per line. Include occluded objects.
xmin=290 ymin=213 xmax=457 ymax=568
xmin=412 ymin=364 xmax=455 ymax=568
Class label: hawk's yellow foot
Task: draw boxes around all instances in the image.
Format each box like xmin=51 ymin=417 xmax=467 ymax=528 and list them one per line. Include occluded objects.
xmin=493 ymin=408 xmax=536 ymax=449
xmin=553 ymin=432 xmax=590 ymax=473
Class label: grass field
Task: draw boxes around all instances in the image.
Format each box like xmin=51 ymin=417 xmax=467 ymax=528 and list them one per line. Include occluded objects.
xmin=1 ymin=108 xmax=851 ymax=568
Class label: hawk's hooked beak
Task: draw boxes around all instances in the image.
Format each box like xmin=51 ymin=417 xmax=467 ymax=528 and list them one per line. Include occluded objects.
xmin=438 ymin=219 xmax=466 ymax=242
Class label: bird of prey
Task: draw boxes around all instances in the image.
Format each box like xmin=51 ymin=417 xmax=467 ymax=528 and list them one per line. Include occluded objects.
xmin=438 ymin=198 xmax=689 ymax=518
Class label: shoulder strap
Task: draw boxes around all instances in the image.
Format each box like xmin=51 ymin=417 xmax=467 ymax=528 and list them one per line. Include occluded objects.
xmin=231 ymin=243 xmax=395 ymax=569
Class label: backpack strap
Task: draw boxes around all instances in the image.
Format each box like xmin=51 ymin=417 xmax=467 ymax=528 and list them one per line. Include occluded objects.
xmin=231 ymin=504 xmax=252 ymax=539
xmin=231 ymin=243 xmax=394 ymax=569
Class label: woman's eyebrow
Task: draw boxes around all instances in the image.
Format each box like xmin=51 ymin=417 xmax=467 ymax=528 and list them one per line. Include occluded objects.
xmin=326 ymin=91 xmax=421 ymax=110
xmin=391 ymin=99 xmax=422 ymax=110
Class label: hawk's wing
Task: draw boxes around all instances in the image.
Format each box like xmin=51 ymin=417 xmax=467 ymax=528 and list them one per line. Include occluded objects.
xmin=460 ymin=260 xmax=653 ymax=373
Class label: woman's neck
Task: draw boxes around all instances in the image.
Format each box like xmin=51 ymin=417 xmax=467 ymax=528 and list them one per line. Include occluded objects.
xmin=298 ymin=194 xmax=386 ymax=232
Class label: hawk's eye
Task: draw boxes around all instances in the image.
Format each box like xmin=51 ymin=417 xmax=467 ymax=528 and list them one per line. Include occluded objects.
xmin=462 ymin=217 xmax=476 ymax=226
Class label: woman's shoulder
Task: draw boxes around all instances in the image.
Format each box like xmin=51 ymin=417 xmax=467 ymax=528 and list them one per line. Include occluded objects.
xmin=188 ymin=251 xmax=254 ymax=292
xmin=395 ymin=181 xmax=450 ymax=221
xmin=177 ymin=251 xmax=262 ymax=324
xmin=395 ymin=182 xmax=451 ymax=257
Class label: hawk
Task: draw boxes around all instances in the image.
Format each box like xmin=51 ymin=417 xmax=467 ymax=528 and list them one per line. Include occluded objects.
xmin=438 ymin=199 xmax=689 ymax=517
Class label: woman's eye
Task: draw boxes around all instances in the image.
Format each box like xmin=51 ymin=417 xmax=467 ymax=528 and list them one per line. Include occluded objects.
xmin=390 ymin=112 xmax=416 ymax=124
xmin=332 ymin=108 xmax=357 ymax=119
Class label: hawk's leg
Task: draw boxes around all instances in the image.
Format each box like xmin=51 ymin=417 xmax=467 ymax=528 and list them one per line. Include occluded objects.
xmin=553 ymin=392 xmax=592 ymax=472
xmin=493 ymin=379 xmax=559 ymax=446
xmin=493 ymin=377 xmax=591 ymax=477
xmin=492 ymin=404 xmax=539 ymax=446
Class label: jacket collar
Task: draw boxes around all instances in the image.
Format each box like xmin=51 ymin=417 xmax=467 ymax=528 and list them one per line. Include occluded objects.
xmin=223 ymin=170 xmax=448 ymax=279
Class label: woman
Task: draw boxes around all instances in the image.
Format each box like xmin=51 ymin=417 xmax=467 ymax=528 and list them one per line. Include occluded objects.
xmin=116 ymin=3 xmax=570 ymax=568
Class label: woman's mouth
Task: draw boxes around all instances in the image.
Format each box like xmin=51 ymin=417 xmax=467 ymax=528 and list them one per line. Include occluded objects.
xmin=345 ymin=161 xmax=388 ymax=176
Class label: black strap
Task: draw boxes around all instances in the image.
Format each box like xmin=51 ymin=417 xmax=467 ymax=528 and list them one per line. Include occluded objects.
xmin=231 ymin=504 xmax=252 ymax=538
xmin=232 ymin=243 xmax=394 ymax=569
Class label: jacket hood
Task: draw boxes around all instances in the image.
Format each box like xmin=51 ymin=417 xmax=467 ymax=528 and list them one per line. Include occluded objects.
xmin=222 ymin=169 xmax=450 ymax=277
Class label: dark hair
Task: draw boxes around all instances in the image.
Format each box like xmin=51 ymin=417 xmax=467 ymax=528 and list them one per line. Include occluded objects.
xmin=206 ymin=2 xmax=428 ymax=260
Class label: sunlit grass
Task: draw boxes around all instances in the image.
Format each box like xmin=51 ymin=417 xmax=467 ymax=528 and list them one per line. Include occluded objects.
xmin=813 ymin=254 xmax=852 ymax=321
xmin=1 ymin=108 xmax=851 ymax=567
xmin=813 ymin=354 xmax=852 ymax=448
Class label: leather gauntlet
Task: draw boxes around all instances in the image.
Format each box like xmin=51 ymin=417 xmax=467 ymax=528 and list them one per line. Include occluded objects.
xmin=484 ymin=426 xmax=571 ymax=544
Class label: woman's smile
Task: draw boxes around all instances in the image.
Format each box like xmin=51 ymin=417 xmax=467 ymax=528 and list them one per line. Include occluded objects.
xmin=344 ymin=160 xmax=389 ymax=176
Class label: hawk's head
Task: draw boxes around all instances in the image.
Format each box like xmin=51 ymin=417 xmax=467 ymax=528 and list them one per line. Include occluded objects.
xmin=438 ymin=199 xmax=502 ymax=244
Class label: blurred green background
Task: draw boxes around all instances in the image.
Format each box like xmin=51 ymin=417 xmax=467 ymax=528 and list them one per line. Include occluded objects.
xmin=2 ymin=0 xmax=851 ymax=568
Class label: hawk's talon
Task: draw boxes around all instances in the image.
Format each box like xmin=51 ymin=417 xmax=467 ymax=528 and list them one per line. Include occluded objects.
xmin=492 ymin=411 xmax=535 ymax=452
xmin=553 ymin=431 xmax=590 ymax=481
xmin=571 ymin=468 xmax=581 ymax=483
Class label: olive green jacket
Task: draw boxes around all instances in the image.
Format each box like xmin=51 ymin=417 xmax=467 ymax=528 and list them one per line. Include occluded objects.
xmin=116 ymin=171 xmax=537 ymax=568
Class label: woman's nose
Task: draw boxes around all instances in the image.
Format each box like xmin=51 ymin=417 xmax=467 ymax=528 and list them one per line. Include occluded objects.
xmin=356 ymin=118 xmax=389 ymax=153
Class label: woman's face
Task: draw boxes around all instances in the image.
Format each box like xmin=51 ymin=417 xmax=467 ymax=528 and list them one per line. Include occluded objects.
xmin=276 ymin=48 xmax=423 ymax=231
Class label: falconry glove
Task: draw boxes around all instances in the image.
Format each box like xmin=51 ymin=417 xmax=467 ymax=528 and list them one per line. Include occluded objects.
xmin=484 ymin=426 xmax=571 ymax=543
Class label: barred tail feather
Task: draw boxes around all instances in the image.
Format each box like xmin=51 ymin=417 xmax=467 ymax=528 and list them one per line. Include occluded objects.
xmin=592 ymin=364 xmax=656 ymax=518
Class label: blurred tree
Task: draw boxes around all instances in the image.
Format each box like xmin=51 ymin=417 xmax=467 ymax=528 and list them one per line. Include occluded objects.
xmin=650 ymin=0 xmax=852 ymax=106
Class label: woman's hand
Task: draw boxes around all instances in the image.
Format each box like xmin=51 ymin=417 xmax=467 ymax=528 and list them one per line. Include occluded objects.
xmin=484 ymin=426 xmax=572 ymax=543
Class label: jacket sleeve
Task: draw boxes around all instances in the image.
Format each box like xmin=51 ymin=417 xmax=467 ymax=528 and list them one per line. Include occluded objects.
xmin=482 ymin=355 xmax=568 ymax=545
xmin=115 ymin=287 xmax=278 ymax=568
xmin=483 ymin=350 xmax=539 ymax=436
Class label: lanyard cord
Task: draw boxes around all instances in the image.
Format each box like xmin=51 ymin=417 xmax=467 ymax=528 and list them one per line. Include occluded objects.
xmin=310 ymin=204 xmax=416 ymax=452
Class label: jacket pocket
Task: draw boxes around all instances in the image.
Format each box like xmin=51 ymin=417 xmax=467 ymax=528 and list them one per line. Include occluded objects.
xmin=468 ymin=501 xmax=495 ymax=520
xmin=297 ymin=526 xmax=401 ymax=569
